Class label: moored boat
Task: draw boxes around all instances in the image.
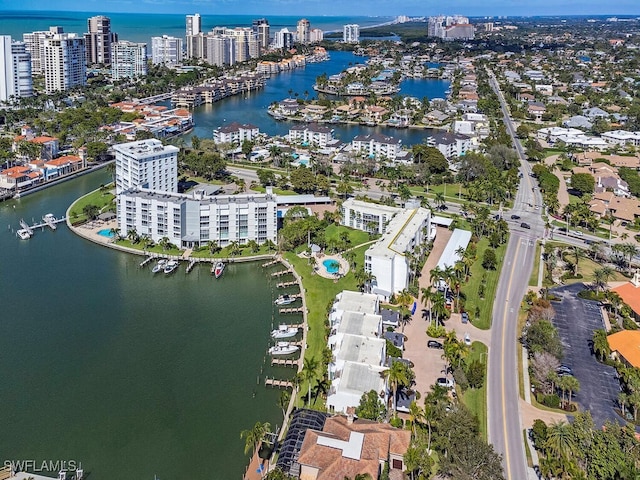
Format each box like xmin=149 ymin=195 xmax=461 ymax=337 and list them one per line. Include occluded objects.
xmin=271 ymin=325 xmax=299 ymax=339
xmin=17 ymin=229 xmax=31 ymax=240
xmin=163 ymin=260 xmax=179 ymax=275
xmin=268 ymin=342 xmax=300 ymax=356
xmin=213 ymin=261 xmax=225 ymax=279
xmin=152 ymin=259 xmax=168 ymax=274
xmin=274 ymin=294 xmax=295 ymax=306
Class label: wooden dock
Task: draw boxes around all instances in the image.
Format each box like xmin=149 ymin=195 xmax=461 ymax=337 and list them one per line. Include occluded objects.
xmin=265 ymin=378 xmax=294 ymax=389
xmin=186 ymin=260 xmax=196 ymax=274
xmin=276 ymin=280 xmax=298 ymax=288
xmin=139 ymin=256 xmax=153 ymax=268
xmin=279 ymin=306 xmax=305 ymax=314
xmin=271 ymin=358 xmax=299 ymax=368
xmin=271 ymin=269 xmax=292 ymax=277
xmin=262 ymin=259 xmax=280 ymax=268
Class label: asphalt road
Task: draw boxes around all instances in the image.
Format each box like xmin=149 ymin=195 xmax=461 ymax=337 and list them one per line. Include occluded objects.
xmin=487 ymin=68 xmax=543 ymax=480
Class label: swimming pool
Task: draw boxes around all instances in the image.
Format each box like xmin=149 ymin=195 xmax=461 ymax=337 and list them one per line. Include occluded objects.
xmin=322 ymin=259 xmax=340 ymax=274
xmin=97 ymin=228 xmax=115 ymax=238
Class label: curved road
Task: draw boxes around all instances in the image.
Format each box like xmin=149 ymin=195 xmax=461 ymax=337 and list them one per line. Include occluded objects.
xmin=486 ymin=69 xmax=543 ymax=480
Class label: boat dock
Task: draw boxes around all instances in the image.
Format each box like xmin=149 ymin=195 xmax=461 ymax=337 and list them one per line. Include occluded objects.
xmin=271 ymin=269 xmax=292 ymax=277
xmin=17 ymin=215 xmax=66 ymax=238
xmin=279 ymin=306 xmax=305 ymax=314
xmin=262 ymin=259 xmax=280 ymax=268
xmin=185 ymin=260 xmax=197 ymax=274
xmin=271 ymin=358 xmax=299 ymax=368
xmin=276 ymin=280 xmax=298 ymax=288
xmin=264 ymin=378 xmax=294 ymax=389
xmin=139 ymin=256 xmax=154 ymax=268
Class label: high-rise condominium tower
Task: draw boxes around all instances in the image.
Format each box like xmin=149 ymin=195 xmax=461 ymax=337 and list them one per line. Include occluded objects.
xmin=85 ymin=16 xmax=118 ymax=65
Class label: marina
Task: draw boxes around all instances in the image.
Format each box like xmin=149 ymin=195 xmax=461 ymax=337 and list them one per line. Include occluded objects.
xmin=14 ymin=214 xmax=66 ymax=239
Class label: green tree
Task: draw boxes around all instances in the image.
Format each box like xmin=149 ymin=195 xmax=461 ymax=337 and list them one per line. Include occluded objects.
xmin=481 ymin=248 xmax=497 ymax=270
xmin=383 ymin=361 xmax=411 ymax=414
xmin=592 ymin=329 xmax=610 ymax=361
xmin=355 ymin=390 xmax=386 ymax=421
xmin=289 ymin=166 xmax=317 ymax=193
xmin=240 ymin=421 xmax=271 ymax=457
xmin=301 ymin=356 xmax=319 ymax=405
xmin=570 ymin=173 xmax=595 ymax=196
xmin=82 ymin=204 xmax=99 ymax=220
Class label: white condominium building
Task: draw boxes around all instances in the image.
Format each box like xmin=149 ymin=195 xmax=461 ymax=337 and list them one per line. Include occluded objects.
xmin=364 ymin=206 xmax=431 ymax=299
xmin=213 ymin=122 xmax=259 ymax=145
xmin=186 ymin=14 xmax=202 ymax=36
xmin=23 ymin=26 xmax=62 ymax=74
xmin=287 ymin=124 xmax=334 ymax=148
xmin=340 ymin=198 xmax=401 ymax=234
xmin=85 ymin=16 xmax=117 ymax=65
xmin=0 ymin=36 xmax=33 ymax=102
xmin=43 ymin=33 xmax=86 ymax=93
xmin=114 ymin=139 xmax=178 ymax=194
xmin=351 ymin=133 xmax=403 ymax=161
xmin=273 ymin=29 xmax=294 ymax=49
xmin=117 ymin=187 xmax=278 ymax=249
xmin=111 ymin=41 xmax=148 ymax=80
xmin=296 ymin=19 xmax=310 ymax=44
xmin=151 ymin=35 xmax=183 ymax=66
xmin=343 ymin=24 xmax=360 ymax=43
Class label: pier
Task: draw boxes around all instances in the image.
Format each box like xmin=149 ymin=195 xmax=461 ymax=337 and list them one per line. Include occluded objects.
xmin=270 ymin=358 xmax=299 ymax=368
xmin=139 ymin=256 xmax=154 ymax=268
xmin=17 ymin=215 xmax=67 ymax=238
xmin=264 ymin=378 xmax=294 ymax=389
xmin=271 ymin=269 xmax=292 ymax=277
xmin=276 ymin=280 xmax=298 ymax=288
xmin=262 ymin=259 xmax=280 ymax=268
xmin=279 ymin=306 xmax=305 ymax=314
xmin=185 ymin=260 xmax=197 ymax=274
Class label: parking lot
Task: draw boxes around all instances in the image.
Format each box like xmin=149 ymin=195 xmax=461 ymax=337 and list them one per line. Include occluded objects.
xmin=551 ymin=283 xmax=622 ymax=427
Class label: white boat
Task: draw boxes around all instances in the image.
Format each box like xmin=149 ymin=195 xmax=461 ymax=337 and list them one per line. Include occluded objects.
xmin=152 ymin=259 xmax=167 ymax=274
xmin=43 ymin=213 xmax=56 ymax=222
xmin=274 ymin=294 xmax=295 ymax=306
xmin=271 ymin=325 xmax=299 ymax=339
xmin=163 ymin=260 xmax=179 ymax=275
xmin=17 ymin=229 xmax=31 ymax=240
xmin=213 ymin=261 xmax=225 ymax=279
xmin=268 ymin=342 xmax=300 ymax=356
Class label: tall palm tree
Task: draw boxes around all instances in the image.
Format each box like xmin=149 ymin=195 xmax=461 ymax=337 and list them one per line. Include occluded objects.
xmin=619 ymin=392 xmax=629 ymax=418
xmin=420 ymin=287 xmax=434 ymax=325
xmin=564 ymin=376 xmax=580 ymax=406
xmin=302 ymin=356 xmax=319 ymax=406
xmin=383 ymin=361 xmax=410 ymax=415
xmin=544 ymin=421 xmax=576 ymax=465
xmin=240 ymin=421 xmax=271 ymax=457
xmin=408 ymin=400 xmax=424 ymax=437
xmin=592 ymin=329 xmax=610 ymax=361
xmin=431 ymin=293 xmax=448 ymax=325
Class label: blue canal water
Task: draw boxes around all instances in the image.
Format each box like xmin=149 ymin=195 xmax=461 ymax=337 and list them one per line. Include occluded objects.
xmin=187 ymin=50 xmax=450 ymax=145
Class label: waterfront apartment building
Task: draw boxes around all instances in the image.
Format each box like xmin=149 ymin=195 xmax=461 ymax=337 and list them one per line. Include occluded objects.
xmin=364 ymin=205 xmax=431 ymax=299
xmin=343 ymin=24 xmax=360 ymax=43
xmin=296 ymin=19 xmax=311 ymax=44
xmin=427 ymin=15 xmax=474 ymax=40
xmin=309 ymin=28 xmax=323 ymax=43
xmin=252 ymin=18 xmax=270 ymax=51
xmin=0 ymin=36 xmax=33 ymax=102
xmin=151 ymin=35 xmax=183 ymax=66
xmin=42 ymin=33 xmax=86 ymax=94
xmin=273 ymin=29 xmax=294 ymax=49
xmin=23 ymin=26 xmax=62 ymax=75
xmin=111 ymin=41 xmax=148 ymax=80
xmin=186 ymin=14 xmax=202 ymax=36
xmin=117 ymin=187 xmax=278 ymax=249
xmin=287 ymin=123 xmax=334 ymax=148
xmin=84 ymin=16 xmax=117 ymax=65
xmin=213 ymin=122 xmax=259 ymax=145
xmin=114 ymin=139 xmax=178 ymax=194
xmin=206 ymin=34 xmax=234 ymax=67
xmin=351 ymin=133 xmax=402 ymax=161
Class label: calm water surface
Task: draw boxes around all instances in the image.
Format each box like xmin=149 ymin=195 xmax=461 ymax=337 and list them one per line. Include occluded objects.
xmin=0 ymin=170 xmax=291 ymax=479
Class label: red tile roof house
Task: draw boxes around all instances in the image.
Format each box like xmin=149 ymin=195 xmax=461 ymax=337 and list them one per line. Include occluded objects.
xmin=297 ymin=414 xmax=410 ymax=480
xmin=12 ymin=135 xmax=59 ymax=161
xmin=0 ymin=165 xmax=44 ymax=190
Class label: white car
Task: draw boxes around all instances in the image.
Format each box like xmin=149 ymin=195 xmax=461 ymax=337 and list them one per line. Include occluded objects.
xmin=437 ymin=377 xmax=455 ymax=389
xmin=464 ymin=333 xmax=471 ymax=346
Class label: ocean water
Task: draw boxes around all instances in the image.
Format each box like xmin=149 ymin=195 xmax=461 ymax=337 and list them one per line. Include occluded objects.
xmin=0 ymin=11 xmax=395 ymax=46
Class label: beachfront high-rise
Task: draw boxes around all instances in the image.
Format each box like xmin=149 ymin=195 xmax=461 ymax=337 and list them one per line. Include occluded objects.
xmin=274 ymin=28 xmax=294 ymax=50
xmin=42 ymin=33 xmax=86 ymax=94
xmin=114 ymin=139 xmax=178 ymax=194
xmin=84 ymin=16 xmax=118 ymax=65
xmin=343 ymin=24 xmax=360 ymax=43
xmin=111 ymin=41 xmax=148 ymax=80
xmin=296 ymin=19 xmax=310 ymax=44
xmin=151 ymin=35 xmax=183 ymax=66
xmin=0 ymin=36 xmax=33 ymax=102
xmin=23 ymin=26 xmax=63 ymax=75
xmin=252 ymin=18 xmax=270 ymax=52
xmin=186 ymin=14 xmax=202 ymax=36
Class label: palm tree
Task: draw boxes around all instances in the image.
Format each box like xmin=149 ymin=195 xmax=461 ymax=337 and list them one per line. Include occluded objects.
xmin=544 ymin=421 xmax=576 ymax=466
xmin=395 ymin=289 xmax=413 ymax=331
xmin=277 ymin=390 xmax=290 ymax=420
xmin=556 ymin=375 xmax=570 ymax=408
xmin=564 ymin=376 xmax=580 ymax=406
xmin=434 ymin=191 xmax=446 ymax=210
xmin=431 ymin=293 xmax=448 ymax=325
xmin=420 ymin=287 xmax=434 ymax=324
xmin=301 ymin=356 xmax=319 ymax=406
xmin=592 ymin=329 xmax=610 ymax=361
xmin=240 ymin=421 xmax=272 ymax=457
xmin=109 ymin=227 xmax=120 ymax=241
xmin=228 ymin=241 xmax=241 ymax=256
xmin=207 ymin=240 xmax=220 ymax=255
xmin=383 ymin=361 xmax=411 ymax=415
xmin=247 ymin=239 xmax=260 ymax=253
xmin=407 ymin=400 xmax=424 ymax=437
xmin=619 ymin=392 xmax=629 ymax=418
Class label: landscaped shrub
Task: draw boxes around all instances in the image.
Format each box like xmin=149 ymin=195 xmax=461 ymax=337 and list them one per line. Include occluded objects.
xmin=541 ymin=393 xmax=560 ymax=408
xmin=390 ymin=416 xmax=404 ymax=428
xmin=426 ymin=324 xmax=446 ymax=338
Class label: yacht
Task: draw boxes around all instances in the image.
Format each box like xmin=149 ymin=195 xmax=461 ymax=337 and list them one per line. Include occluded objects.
xmin=163 ymin=260 xmax=179 ymax=275
xmin=16 ymin=229 xmax=31 ymax=240
xmin=213 ymin=261 xmax=225 ymax=279
xmin=274 ymin=294 xmax=295 ymax=306
xmin=271 ymin=325 xmax=299 ymax=339
xmin=268 ymin=342 xmax=300 ymax=356
xmin=151 ymin=259 xmax=168 ymax=274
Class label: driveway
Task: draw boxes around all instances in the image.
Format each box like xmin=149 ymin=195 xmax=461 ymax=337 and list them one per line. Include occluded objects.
xmin=550 ymin=283 xmax=622 ymax=427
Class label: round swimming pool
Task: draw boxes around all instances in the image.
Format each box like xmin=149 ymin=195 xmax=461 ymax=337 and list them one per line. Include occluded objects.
xmin=322 ymin=259 xmax=340 ymax=274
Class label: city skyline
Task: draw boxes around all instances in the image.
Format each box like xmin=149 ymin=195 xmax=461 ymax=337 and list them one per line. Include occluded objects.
xmin=3 ymin=0 xmax=640 ymax=17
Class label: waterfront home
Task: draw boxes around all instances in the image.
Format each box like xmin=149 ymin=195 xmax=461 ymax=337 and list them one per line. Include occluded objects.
xmin=12 ymin=134 xmax=59 ymax=161
xmin=0 ymin=165 xmax=43 ymax=190
xmin=427 ymin=131 xmax=472 ymax=160
xmin=340 ymin=198 xmax=400 ymax=234
xmin=213 ymin=122 xmax=260 ymax=145
xmin=296 ymin=414 xmax=411 ymax=480
xmin=601 ymin=130 xmax=640 ymax=147
xmin=42 ymin=155 xmax=84 ymax=180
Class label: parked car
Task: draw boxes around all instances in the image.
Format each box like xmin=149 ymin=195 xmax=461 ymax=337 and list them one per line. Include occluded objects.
xmin=428 ymin=340 xmax=443 ymax=349
xmin=557 ymin=364 xmax=573 ymax=376
xmin=437 ymin=377 xmax=455 ymax=389
xmin=510 ymin=214 xmax=521 ymax=220
xmin=464 ymin=332 xmax=471 ymax=346
xmin=520 ymin=222 xmax=531 ymax=229
xmin=461 ymin=312 xmax=469 ymax=324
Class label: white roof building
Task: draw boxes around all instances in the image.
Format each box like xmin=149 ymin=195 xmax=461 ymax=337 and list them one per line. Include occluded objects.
xmin=601 ymin=130 xmax=640 ymax=147
xmin=340 ymin=198 xmax=401 ymax=234
xmin=114 ymin=139 xmax=179 ymax=194
xmin=327 ymin=362 xmax=387 ymax=414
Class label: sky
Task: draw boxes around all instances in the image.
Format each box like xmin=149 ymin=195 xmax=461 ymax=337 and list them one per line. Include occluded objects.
xmin=1 ymin=0 xmax=639 ymax=17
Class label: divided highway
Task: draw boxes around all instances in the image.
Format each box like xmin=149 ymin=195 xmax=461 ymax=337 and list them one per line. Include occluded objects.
xmin=487 ymin=69 xmax=544 ymax=479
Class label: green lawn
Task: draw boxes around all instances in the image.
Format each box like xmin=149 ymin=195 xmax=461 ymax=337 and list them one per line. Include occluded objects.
xmin=68 ymin=186 xmax=115 ymax=225
xmin=324 ymin=223 xmax=372 ymax=246
xmin=460 ymin=238 xmax=508 ymax=330
xmin=529 ymin=241 xmax=542 ymax=287
xmin=461 ymin=341 xmax=488 ymax=440
xmin=284 ymin=243 xmax=367 ymax=408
